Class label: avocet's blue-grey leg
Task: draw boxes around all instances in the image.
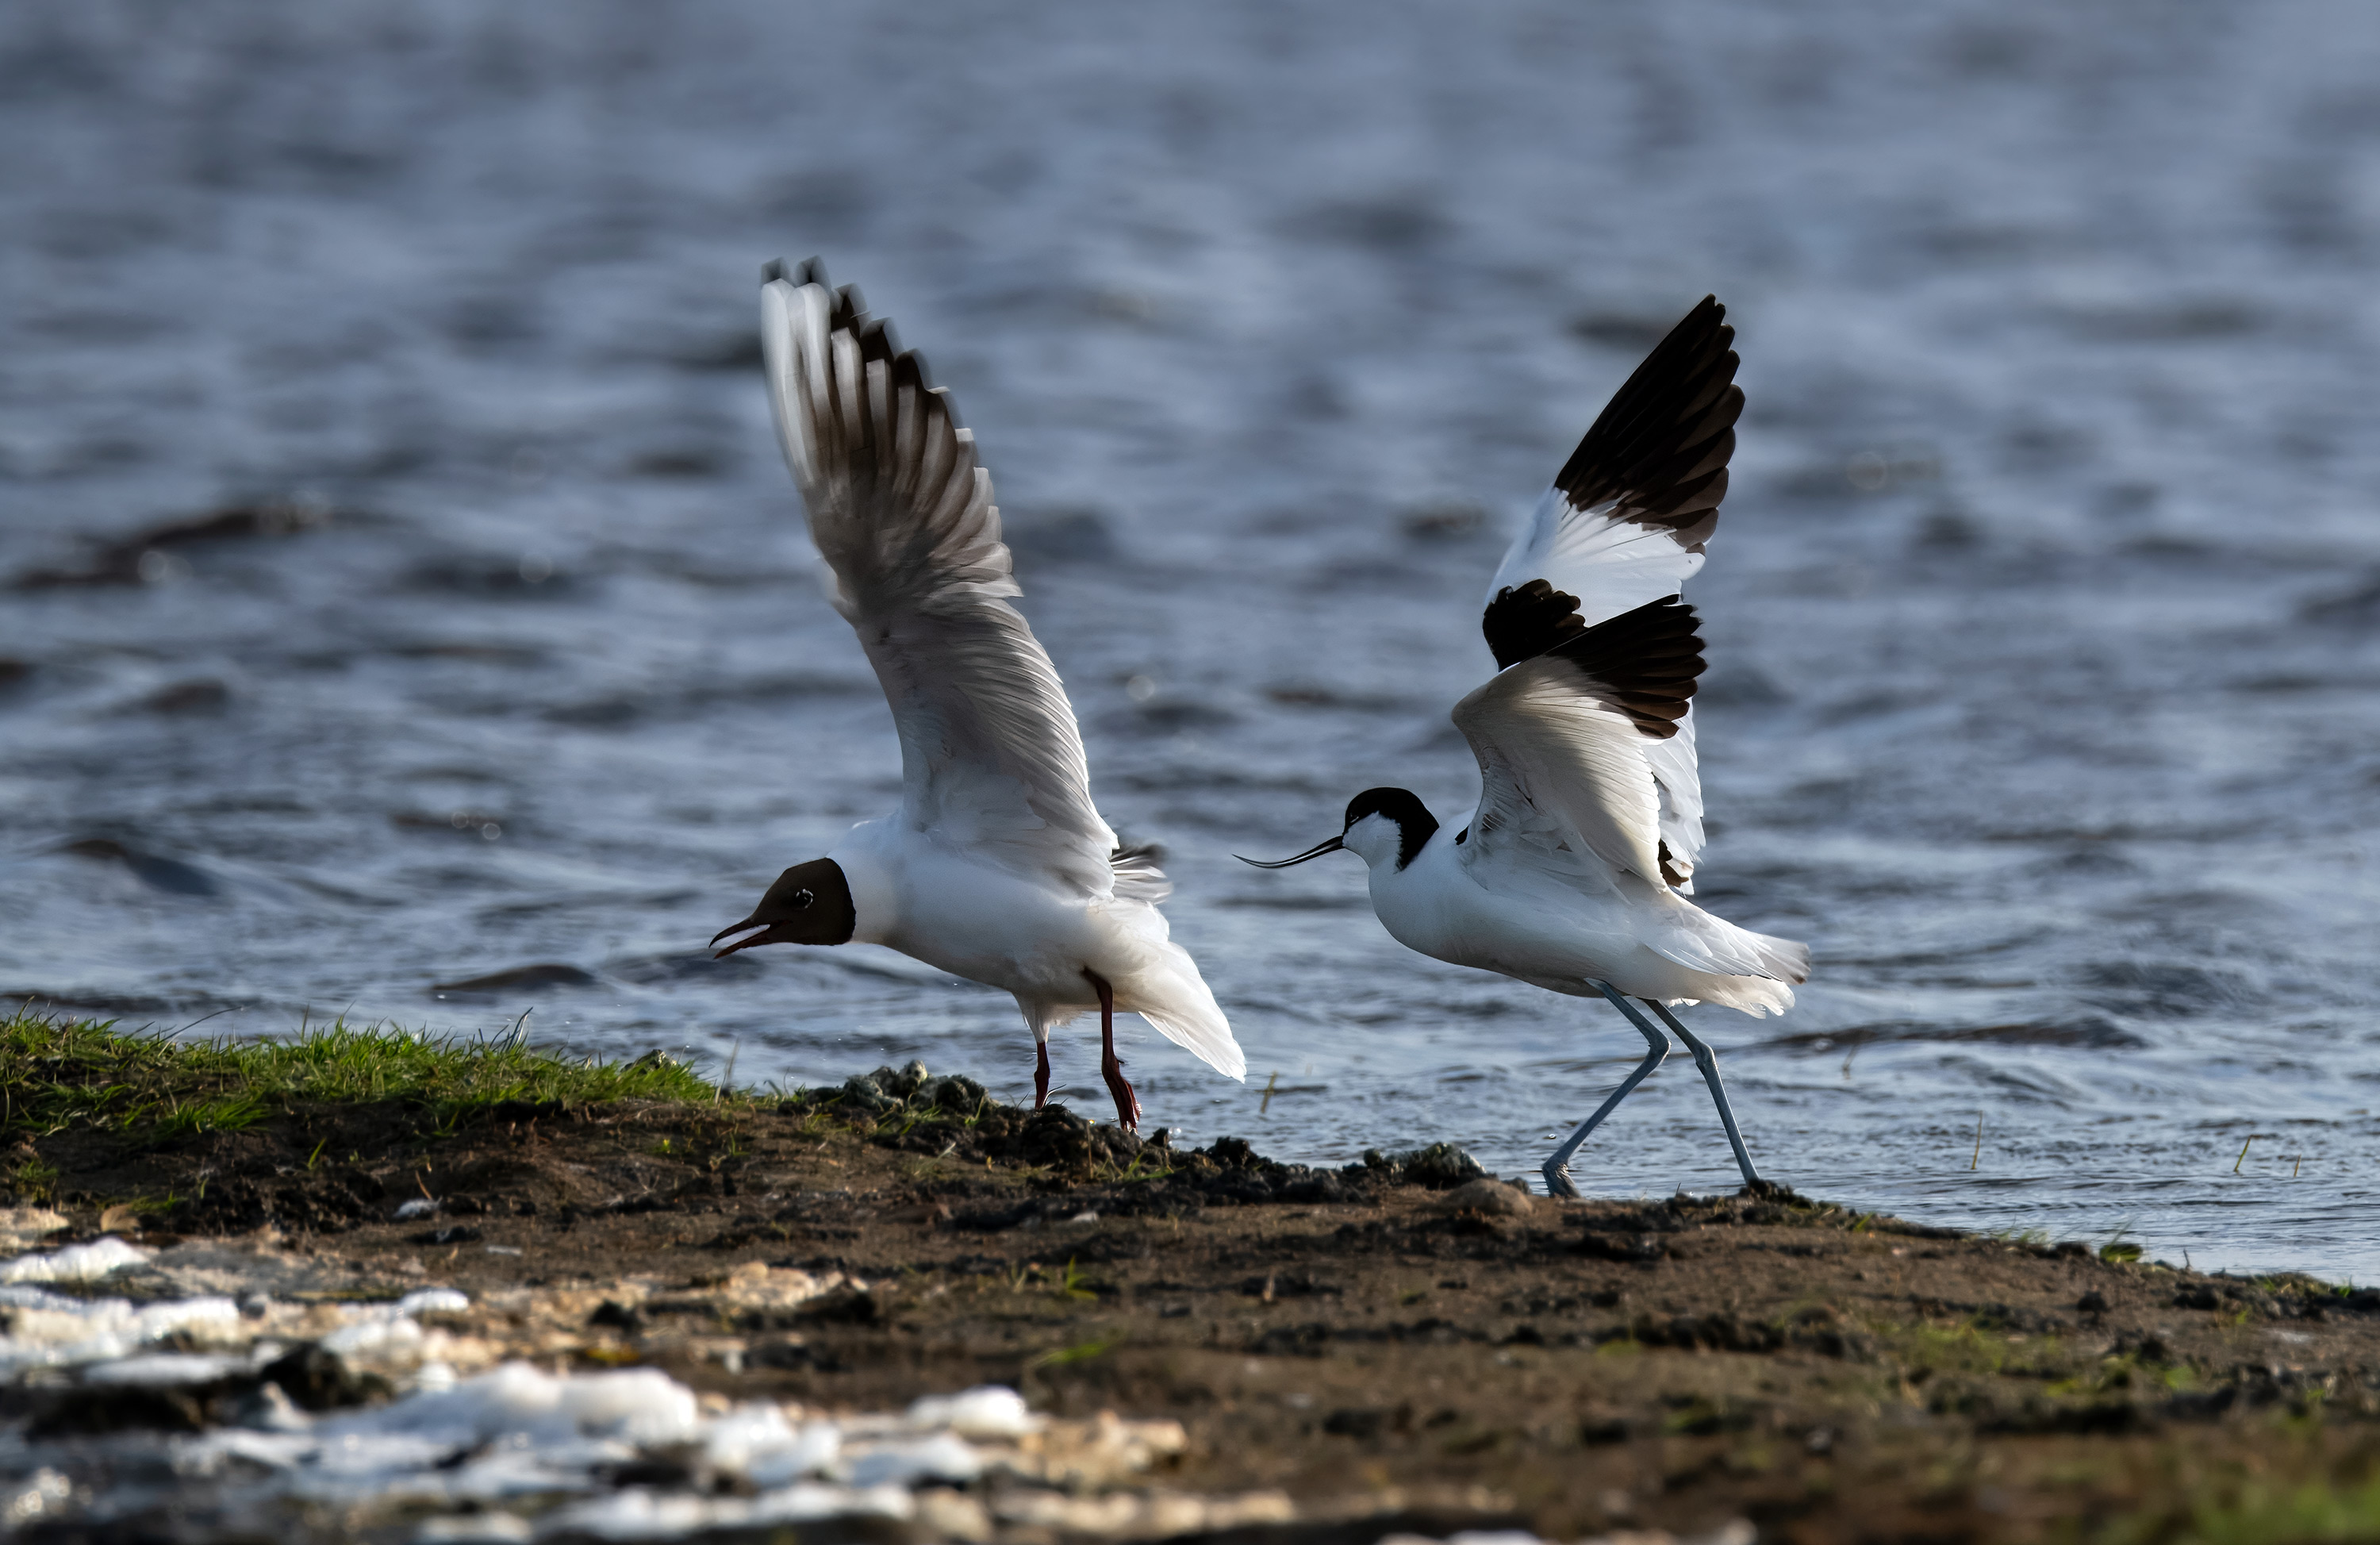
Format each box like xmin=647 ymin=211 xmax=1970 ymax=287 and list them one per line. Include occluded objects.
xmin=1541 ymin=985 xmax=1672 ymax=1199
xmin=1641 ymin=998 xmax=1762 ymax=1188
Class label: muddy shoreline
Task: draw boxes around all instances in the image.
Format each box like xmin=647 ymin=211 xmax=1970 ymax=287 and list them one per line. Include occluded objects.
xmin=7 ymin=1061 xmax=2380 ymax=1543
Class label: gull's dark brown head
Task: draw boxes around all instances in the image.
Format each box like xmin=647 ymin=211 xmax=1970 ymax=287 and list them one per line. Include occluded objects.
xmin=711 ymin=858 xmax=856 ymax=956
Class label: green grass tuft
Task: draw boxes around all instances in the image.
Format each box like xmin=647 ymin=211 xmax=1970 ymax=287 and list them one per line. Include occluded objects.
xmin=1050 ymin=1256 xmax=1100 ymax=1303
xmin=2103 ymin=1473 xmax=2380 ymax=1545
xmin=1026 ymin=1332 xmax=1123 ymax=1371
xmin=1 ymin=1009 xmax=724 ymax=1147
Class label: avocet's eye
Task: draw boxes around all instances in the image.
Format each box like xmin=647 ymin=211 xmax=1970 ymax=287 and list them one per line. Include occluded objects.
xmin=793 ymin=888 xmax=814 ymax=909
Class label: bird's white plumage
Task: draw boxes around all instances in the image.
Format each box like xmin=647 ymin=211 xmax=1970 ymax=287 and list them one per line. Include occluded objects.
xmin=755 ymin=265 xmax=1242 ymax=1088
xmin=1451 ymin=654 xmax=1667 ymax=889
xmin=1430 ymin=610 xmax=1802 ymax=1014
xmin=1247 ymin=294 xmax=1793 ymax=1194
xmin=1487 ymin=485 xmax=1706 ymax=631
xmin=1481 ymin=294 xmax=1740 ymax=892
xmin=761 ymin=273 xmax=1117 ymax=898
xmin=1641 ymin=713 xmax=1705 ymax=889
xmin=1318 ymin=295 xmax=1802 ymax=1013
xmin=1488 ymin=495 xmax=1710 ymax=890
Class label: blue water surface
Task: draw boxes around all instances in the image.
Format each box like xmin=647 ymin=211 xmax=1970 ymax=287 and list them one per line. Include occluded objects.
xmin=2 ymin=0 xmax=2377 ymax=1277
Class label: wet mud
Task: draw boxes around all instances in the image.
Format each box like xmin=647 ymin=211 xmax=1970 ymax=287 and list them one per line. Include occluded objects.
xmin=9 ymin=1066 xmax=2380 ymax=1543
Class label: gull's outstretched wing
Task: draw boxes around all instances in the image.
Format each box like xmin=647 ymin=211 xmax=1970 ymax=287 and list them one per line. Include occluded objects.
xmin=761 ymin=259 xmax=1117 ymax=896
xmin=1480 ymin=297 xmax=1741 ymax=890
xmin=1453 ymin=595 xmax=1703 ymax=894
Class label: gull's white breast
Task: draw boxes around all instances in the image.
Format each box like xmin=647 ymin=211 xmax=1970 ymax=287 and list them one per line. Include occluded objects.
xmin=831 ymin=819 xmax=1191 ymax=1014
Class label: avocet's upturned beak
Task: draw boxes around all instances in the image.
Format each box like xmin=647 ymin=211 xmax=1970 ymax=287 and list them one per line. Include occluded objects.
xmin=1234 ymin=835 xmax=1345 ymax=869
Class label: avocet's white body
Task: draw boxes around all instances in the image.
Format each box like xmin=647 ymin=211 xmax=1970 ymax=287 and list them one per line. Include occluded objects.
xmin=1244 ymin=297 xmax=1804 ymax=1195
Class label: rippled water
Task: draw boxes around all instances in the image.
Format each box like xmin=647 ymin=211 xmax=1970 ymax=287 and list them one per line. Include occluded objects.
xmin=4 ymin=0 xmax=2378 ymax=1276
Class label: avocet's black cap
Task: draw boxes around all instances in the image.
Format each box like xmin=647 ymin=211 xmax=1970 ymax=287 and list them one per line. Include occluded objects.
xmin=1342 ymin=787 xmax=1438 ymax=869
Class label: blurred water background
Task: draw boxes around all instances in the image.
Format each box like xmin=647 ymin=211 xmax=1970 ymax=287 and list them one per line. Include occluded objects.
xmin=4 ymin=0 xmax=2378 ymax=1276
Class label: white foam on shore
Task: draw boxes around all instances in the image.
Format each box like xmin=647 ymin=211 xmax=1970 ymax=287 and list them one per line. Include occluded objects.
xmin=0 ymin=1236 xmax=151 ymax=1284
xmin=0 ymin=1268 xmax=475 ymax=1382
xmin=80 ymin=1352 xmax=251 ymax=1386
xmin=162 ymin=1362 xmax=1102 ymax=1533
xmin=901 ymin=1384 xmax=1041 ymax=1439
xmin=0 ymin=1286 xmax=246 ymax=1375
xmin=0 ymin=1260 xmax=1287 ymax=1541
xmin=536 ymin=1482 xmax=918 ymax=1542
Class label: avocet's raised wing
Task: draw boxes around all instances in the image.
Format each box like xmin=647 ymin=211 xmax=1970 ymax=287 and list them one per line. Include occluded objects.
xmin=1481 ymin=298 xmax=1741 ymax=890
xmin=1453 ymin=595 xmax=1702 ymax=891
xmin=1454 ymin=595 xmax=1805 ymax=998
xmin=1486 ymin=297 xmax=1741 ymax=623
xmin=760 ymin=259 xmax=1118 ymax=897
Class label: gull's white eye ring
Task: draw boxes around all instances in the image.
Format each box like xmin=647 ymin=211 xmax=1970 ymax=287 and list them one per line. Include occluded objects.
xmin=793 ymin=889 xmax=814 ymax=908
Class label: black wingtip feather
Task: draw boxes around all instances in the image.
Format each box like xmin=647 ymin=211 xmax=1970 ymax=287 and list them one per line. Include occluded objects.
xmin=854 ymin=314 xmax=899 ymax=367
xmin=779 ymin=263 xmax=968 ymax=463
xmin=766 ymin=262 xmax=941 ymax=396
xmin=1550 ymin=296 xmax=1742 ymax=553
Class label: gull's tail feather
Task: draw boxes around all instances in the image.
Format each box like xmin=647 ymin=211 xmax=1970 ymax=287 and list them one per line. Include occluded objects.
xmin=1125 ymin=942 xmax=1246 ymax=1082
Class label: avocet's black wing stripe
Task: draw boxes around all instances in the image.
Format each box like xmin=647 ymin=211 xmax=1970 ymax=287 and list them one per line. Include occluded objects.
xmin=1480 ymin=588 xmax=1704 ymax=736
xmin=1545 ymin=595 xmax=1704 ymax=738
xmin=1482 ymin=298 xmax=1741 ymax=891
xmin=1452 ymin=595 xmax=1706 ymax=893
xmin=1480 ymin=578 xmax=1587 ymax=671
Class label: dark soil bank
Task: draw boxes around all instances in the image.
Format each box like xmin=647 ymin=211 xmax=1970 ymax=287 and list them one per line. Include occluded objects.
xmin=16 ymin=1063 xmax=2380 ymax=1543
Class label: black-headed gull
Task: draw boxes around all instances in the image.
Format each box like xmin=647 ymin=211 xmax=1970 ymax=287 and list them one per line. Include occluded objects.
xmin=713 ymin=260 xmax=1245 ymax=1130
xmin=1242 ymin=298 xmax=1806 ymax=1196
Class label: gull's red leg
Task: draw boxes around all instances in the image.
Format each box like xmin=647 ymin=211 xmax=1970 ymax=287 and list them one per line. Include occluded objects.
xmin=1083 ymin=968 xmax=1139 ymax=1132
xmin=1035 ymin=1039 xmax=1051 ymax=1109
